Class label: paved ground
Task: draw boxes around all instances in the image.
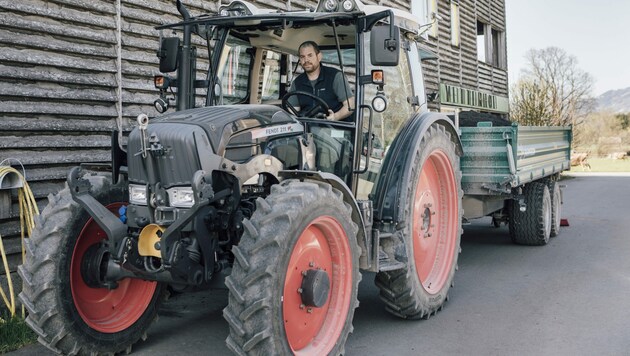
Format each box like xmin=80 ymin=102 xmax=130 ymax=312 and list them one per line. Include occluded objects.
xmin=11 ymin=173 xmax=630 ymax=355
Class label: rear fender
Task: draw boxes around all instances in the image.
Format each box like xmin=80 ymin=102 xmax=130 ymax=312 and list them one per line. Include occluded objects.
xmin=372 ymin=112 xmax=463 ymax=224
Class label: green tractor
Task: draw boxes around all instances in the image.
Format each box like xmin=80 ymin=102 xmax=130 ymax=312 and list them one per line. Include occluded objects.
xmin=19 ymin=0 xmax=463 ymax=354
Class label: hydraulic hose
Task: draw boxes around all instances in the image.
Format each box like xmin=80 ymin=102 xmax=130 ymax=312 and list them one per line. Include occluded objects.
xmin=0 ymin=165 xmax=39 ymax=318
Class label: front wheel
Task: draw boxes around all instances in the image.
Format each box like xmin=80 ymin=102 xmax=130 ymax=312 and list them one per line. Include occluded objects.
xmin=224 ymin=180 xmax=360 ymax=355
xmin=18 ymin=174 xmax=164 ymax=355
xmin=375 ymin=123 xmax=463 ymax=319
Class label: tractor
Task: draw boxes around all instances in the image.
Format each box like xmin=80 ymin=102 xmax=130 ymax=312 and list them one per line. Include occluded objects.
xmin=19 ymin=0 xmax=463 ymax=354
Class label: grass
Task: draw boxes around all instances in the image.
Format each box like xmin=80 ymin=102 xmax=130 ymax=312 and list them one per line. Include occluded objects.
xmin=569 ymin=157 xmax=630 ymax=173
xmin=0 ymin=313 xmax=37 ymax=353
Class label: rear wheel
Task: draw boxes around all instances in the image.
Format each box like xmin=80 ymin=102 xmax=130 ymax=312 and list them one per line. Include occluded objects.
xmin=375 ymin=123 xmax=462 ymax=319
xmin=224 ymin=180 xmax=360 ymax=355
xmin=547 ymin=180 xmax=562 ymax=237
xmin=509 ymin=182 xmax=552 ymax=245
xmin=18 ymin=174 xmax=164 ymax=355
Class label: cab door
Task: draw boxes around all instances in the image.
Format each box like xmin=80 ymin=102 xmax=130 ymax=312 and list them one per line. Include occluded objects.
xmin=355 ymin=33 xmax=419 ymax=200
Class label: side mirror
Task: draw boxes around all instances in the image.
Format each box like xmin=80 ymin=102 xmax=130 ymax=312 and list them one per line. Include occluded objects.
xmin=370 ymin=25 xmax=400 ymax=66
xmin=157 ymin=37 xmax=180 ymax=73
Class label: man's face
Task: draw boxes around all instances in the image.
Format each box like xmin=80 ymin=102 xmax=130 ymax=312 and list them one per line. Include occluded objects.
xmin=299 ymin=45 xmax=321 ymax=74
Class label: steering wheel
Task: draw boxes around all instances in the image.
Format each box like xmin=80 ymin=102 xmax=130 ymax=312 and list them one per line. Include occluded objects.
xmin=281 ymin=91 xmax=330 ymax=119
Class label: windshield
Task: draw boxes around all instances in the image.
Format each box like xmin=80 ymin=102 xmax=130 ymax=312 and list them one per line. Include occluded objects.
xmin=210 ymin=23 xmax=358 ymax=106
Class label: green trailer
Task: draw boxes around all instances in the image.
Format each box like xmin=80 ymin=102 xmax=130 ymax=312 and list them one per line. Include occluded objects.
xmin=459 ymin=122 xmax=572 ymax=245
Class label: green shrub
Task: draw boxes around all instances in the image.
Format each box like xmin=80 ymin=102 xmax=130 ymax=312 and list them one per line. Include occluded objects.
xmin=0 ymin=313 xmax=37 ymax=353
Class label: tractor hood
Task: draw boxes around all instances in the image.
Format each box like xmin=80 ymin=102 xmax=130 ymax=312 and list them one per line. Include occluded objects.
xmin=152 ymin=104 xmax=298 ymax=155
xmin=127 ymin=104 xmax=302 ymax=188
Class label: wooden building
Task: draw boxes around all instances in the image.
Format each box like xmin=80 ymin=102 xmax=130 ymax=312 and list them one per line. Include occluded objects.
xmin=0 ymin=0 xmax=507 ymax=306
xmin=417 ymin=0 xmax=509 ymax=114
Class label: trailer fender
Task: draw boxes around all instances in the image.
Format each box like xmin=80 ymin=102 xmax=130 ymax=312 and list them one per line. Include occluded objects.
xmin=373 ymin=111 xmax=463 ymax=224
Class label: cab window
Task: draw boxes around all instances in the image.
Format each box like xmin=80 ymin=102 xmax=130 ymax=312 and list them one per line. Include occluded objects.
xmin=217 ymin=33 xmax=252 ymax=104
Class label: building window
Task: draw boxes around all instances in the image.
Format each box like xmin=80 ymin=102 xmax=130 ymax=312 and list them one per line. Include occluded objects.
xmin=492 ymin=28 xmax=506 ymax=68
xmin=450 ymin=1 xmax=460 ymax=46
xmin=477 ymin=20 xmax=506 ymax=69
xmin=428 ymin=0 xmax=438 ymax=38
xmin=477 ymin=20 xmax=488 ymax=63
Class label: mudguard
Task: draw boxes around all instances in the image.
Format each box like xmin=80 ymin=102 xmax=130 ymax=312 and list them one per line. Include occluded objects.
xmin=372 ymin=111 xmax=463 ymax=223
xmin=278 ymin=170 xmax=371 ymax=268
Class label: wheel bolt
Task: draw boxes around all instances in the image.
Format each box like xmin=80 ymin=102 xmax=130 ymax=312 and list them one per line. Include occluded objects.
xmin=301 ymin=270 xmax=307 ymax=276
xmin=307 ymin=307 xmax=313 ymax=313
xmin=309 ymin=262 xmax=315 ymax=267
xmin=299 ymin=304 xmax=305 ymax=309
xmin=297 ymin=288 xmax=303 ymax=294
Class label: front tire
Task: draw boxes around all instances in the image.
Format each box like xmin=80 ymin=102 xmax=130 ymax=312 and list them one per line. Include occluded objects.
xmin=18 ymin=173 xmax=164 ymax=355
xmin=375 ymin=123 xmax=463 ymax=319
xmin=224 ymin=180 xmax=360 ymax=355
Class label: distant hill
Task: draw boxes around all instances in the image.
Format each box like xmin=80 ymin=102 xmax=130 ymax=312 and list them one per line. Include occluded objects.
xmin=597 ymin=87 xmax=630 ymax=113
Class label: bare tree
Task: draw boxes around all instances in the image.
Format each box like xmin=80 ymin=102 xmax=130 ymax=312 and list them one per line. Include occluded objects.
xmin=510 ymin=47 xmax=594 ymax=127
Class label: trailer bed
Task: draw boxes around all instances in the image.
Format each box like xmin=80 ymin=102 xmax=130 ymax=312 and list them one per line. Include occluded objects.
xmin=460 ymin=123 xmax=571 ymax=196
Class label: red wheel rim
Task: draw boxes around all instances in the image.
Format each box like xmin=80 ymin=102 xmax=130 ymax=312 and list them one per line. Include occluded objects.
xmin=70 ymin=202 xmax=157 ymax=333
xmin=412 ymin=150 xmax=458 ymax=294
xmin=283 ymin=216 xmax=353 ymax=354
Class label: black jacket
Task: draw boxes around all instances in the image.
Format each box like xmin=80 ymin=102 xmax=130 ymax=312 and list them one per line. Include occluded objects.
xmin=292 ymin=65 xmax=344 ymax=114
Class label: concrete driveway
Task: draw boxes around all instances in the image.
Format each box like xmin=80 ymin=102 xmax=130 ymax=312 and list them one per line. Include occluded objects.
xmin=11 ymin=173 xmax=630 ymax=355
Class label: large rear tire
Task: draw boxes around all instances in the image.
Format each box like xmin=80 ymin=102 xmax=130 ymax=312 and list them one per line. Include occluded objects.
xmin=224 ymin=179 xmax=360 ymax=355
xmin=18 ymin=173 xmax=164 ymax=355
xmin=375 ymin=123 xmax=463 ymax=319
xmin=509 ymin=181 xmax=552 ymax=245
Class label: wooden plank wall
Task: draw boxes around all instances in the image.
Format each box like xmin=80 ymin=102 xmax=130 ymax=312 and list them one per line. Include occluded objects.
xmin=0 ymin=0 xmax=412 ymax=307
xmin=422 ymin=0 xmax=508 ymax=110
xmin=0 ymin=0 xmax=219 ymax=305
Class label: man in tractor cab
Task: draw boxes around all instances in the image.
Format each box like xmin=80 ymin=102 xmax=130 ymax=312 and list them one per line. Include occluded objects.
xmin=288 ymin=41 xmax=355 ymax=121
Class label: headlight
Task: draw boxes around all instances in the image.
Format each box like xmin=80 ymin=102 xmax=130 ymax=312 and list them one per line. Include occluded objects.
xmin=372 ymin=95 xmax=387 ymax=112
xmin=129 ymin=184 xmax=148 ymax=205
xmin=167 ymin=187 xmax=195 ymax=208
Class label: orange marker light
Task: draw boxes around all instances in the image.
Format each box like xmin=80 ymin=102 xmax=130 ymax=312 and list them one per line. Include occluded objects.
xmin=154 ymin=75 xmax=165 ymax=88
xmin=372 ymin=70 xmax=384 ymax=85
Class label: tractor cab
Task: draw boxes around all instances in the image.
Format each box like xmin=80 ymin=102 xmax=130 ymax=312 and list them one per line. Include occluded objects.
xmin=154 ymin=0 xmax=429 ymax=196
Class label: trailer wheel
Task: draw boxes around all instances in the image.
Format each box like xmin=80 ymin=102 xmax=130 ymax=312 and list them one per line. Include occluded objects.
xmin=547 ymin=180 xmax=562 ymax=237
xmin=509 ymin=182 xmax=552 ymax=245
xmin=224 ymin=180 xmax=360 ymax=355
xmin=18 ymin=174 xmax=164 ymax=355
xmin=375 ymin=123 xmax=462 ymax=319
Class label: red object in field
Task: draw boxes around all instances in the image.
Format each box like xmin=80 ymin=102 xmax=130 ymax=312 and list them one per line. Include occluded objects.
xmin=560 ymin=218 xmax=569 ymax=226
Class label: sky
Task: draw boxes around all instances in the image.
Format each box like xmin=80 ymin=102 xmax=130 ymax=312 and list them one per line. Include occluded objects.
xmin=505 ymin=0 xmax=630 ymax=96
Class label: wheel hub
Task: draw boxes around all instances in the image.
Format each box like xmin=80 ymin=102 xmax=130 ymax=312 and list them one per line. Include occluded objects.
xmin=300 ymin=269 xmax=330 ymax=308
xmin=422 ymin=205 xmax=433 ymax=236
xmin=81 ymin=242 xmax=117 ymax=289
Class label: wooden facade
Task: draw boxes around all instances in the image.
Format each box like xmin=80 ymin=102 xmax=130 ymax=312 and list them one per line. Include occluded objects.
xmin=419 ymin=0 xmax=509 ymax=113
xmin=0 ymin=0 xmax=505 ymax=304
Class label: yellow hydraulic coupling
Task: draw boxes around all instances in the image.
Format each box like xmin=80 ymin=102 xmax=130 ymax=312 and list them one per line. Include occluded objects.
xmin=138 ymin=224 xmax=164 ymax=258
